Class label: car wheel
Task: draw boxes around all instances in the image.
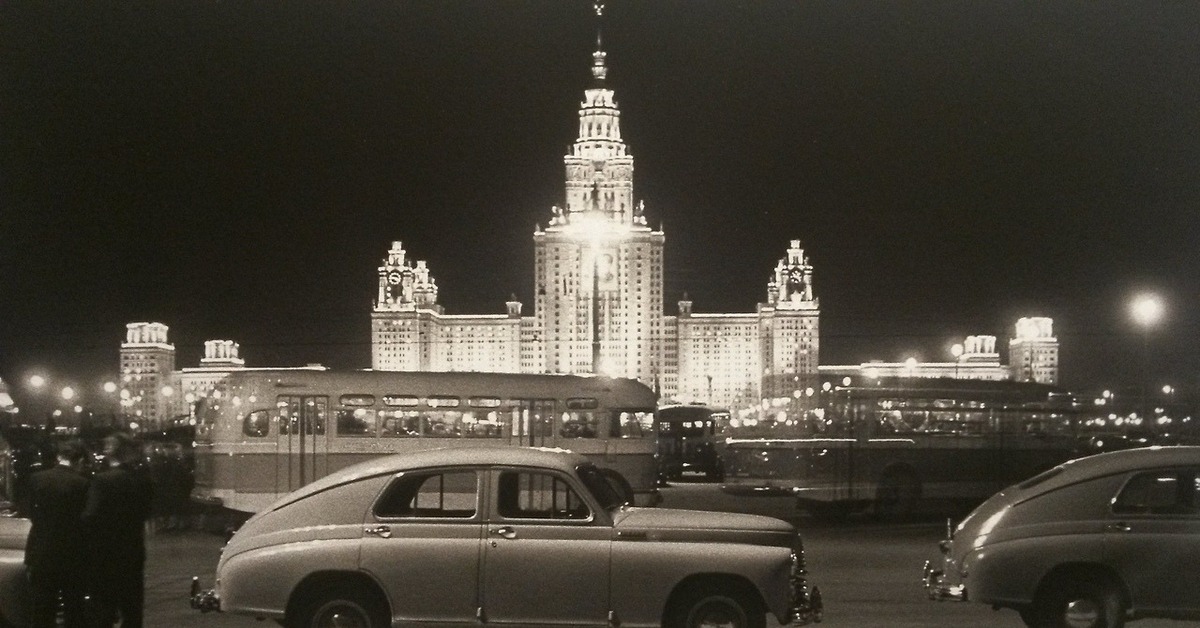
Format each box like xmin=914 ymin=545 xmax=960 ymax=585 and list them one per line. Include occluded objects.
xmin=1031 ymin=575 xmax=1125 ymax=628
xmin=875 ymin=468 xmax=920 ymax=521
xmin=667 ymin=586 xmax=766 ymax=628
xmin=291 ymin=584 xmax=389 ymax=628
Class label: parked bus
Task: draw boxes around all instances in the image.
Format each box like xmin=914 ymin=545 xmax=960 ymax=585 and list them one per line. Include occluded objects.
xmin=191 ymin=370 xmax=659 ymax=515
xmin=721 ymin=378 xmax=1085 ymax=520
xmin=656 ymin=404 xmax=731 ymax=481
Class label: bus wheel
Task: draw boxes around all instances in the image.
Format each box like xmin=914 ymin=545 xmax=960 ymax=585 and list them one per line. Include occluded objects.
xmin=875 ymin=468 xmax=920 ymax=521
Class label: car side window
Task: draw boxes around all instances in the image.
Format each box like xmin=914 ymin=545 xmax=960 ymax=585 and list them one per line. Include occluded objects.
xmin=496 ymin=471 xmax=591 ymax=521
xmin=1112 ymin=469 xmax=1199 ymax=516
xmin=374 ymin=470 xmax=479 ymax=519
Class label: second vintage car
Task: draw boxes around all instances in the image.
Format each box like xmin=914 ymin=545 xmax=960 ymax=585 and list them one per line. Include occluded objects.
xmin=924 ymin=445 xmax=1200 ymax=628
xmin=193 ymin=446 xmax=822 ymax=628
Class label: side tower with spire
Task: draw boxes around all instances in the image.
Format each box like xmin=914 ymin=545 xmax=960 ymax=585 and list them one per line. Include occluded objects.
xmin=532 ymin=3 xmax=665 ymax=383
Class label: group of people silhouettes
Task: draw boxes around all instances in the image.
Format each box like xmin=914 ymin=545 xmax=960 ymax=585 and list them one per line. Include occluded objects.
xmin=23 ymin=432 xmax=154 ymax=628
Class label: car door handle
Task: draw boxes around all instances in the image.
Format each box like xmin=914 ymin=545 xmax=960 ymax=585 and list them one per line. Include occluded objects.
xmin=490 ymin=526 xmax=517 ymax=539
xmin=1105 ymin=522 xmax=1131 ymax=533
xmin=365 ymin=525 xmax=392 ymax=538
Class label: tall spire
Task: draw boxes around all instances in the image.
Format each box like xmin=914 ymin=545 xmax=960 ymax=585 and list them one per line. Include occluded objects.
xmin=591 ymin=2 xmax=607 ymax=82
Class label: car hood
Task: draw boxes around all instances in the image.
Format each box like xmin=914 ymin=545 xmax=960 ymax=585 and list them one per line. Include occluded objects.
xmin=611 ymin=507 xmax=796 ymax=547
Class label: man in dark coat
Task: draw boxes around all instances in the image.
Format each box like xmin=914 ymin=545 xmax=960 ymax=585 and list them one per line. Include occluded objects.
xmin=82 ymin=433 xmax=154 ymax=628
xmin=24 ymin=440 xmax=90 ymax=628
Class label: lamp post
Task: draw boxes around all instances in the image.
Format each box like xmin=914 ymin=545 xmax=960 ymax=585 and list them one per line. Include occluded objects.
xmin=950 ymin=343 xmax=964 ymax=380
xmin=1130 ymin=293 xmax=1164 ymax=422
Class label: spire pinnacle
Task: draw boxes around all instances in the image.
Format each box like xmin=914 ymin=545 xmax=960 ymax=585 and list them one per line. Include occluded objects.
xmin=591 ymin=2 xmax=607 ymax=81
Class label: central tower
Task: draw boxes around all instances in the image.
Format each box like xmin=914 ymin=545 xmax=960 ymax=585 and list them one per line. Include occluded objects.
xmin=533 ymin=7 xmax=664 ymax=384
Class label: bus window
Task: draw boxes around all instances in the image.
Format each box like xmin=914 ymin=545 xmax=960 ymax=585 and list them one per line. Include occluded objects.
xmin=426 ymin=411 xmax=463 ymax=437
xmin=383 ymin=395 xmax=419 ymax=407
xmin=278 ymin=396 xmax=327 ymax=435
xmin=462 ymin=411 xmax=503 ymax=438
xmin=339 ymin=394 xmax=375 ymax=407
xmin=243 ymin=409 xmax=272 ymax=437
xmin=560 ymin=411 xmax=599 ymax=438
xmin=380 ymin=410 xmax=420 ymax=437
xmin=337 ymin=407 xmax=376 ymax=437
xmin=613 ymin=411 xmax=654 ymax=438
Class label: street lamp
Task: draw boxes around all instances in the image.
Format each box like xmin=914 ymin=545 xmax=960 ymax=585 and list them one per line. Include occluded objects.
xmin=950 ymin=343 xmax=964 ymax=380
xmin=1130 ymin=293 xmax=1164 ymax=422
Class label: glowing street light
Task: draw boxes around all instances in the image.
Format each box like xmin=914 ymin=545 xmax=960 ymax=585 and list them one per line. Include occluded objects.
xmin=1129 ymin=292 xmax=1165 ymax=424
xmin=28 ymin=375 xmax=46 ymax=390
xmin=1130 ymin=293 xmax=1164 ymax=328
xmin=60 ymin=386 xmax=75 ymax=402
xmin=950 ymin=343 xmax=964 ymax=379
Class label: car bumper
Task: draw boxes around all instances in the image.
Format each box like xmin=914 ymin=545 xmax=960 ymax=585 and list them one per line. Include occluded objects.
xmin=190 ymin=576 xmax=221 ymax=613
xmin=922 ymin=560 xmax=967 ymax=602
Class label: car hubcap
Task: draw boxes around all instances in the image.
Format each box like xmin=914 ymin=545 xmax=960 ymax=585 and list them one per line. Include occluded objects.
xmin=1063 ymin=598 xmax=1101 ymax=628
xmin=689 ymin=599 xmax=745 ymax=628
xmin=314 ymin=603 xmax=370 ymax=628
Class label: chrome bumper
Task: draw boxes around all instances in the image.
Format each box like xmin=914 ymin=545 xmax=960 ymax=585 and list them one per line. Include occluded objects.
xmin=189 ymin=576 xmax=220 ymax=613
xmin=789 ymin=542 xmax=824 ymax=625
xmin=922 ymin=560 xmax=966 ymax=602
xmin=790 ymin=584 xmax=823 ymax=625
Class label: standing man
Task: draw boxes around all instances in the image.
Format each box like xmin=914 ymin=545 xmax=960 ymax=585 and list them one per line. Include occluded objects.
xmin=25 ymin=440 xmax=90 ymax=628
xmin=83 ymin=432 xmax=154 ymax=628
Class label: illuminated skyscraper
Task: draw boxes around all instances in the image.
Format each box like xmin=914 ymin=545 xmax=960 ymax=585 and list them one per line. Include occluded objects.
xmin=368 ymin=24 xmax=820 ymax=410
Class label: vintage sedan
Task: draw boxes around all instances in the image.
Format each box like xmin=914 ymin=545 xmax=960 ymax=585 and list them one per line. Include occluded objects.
xmin=0 ymin=515 xmax=29 ymax=628
xmin=924 ymin=446 xmax=1200 ymax=628
xmin=192 ymin=446 xmax=822 ymax=628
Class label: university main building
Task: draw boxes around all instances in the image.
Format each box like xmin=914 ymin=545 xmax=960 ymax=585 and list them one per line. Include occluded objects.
xmin=113 ymin=26 xmax=1058 ymax=425
xmin=366 ymin=34 xmax=1055 ymax=413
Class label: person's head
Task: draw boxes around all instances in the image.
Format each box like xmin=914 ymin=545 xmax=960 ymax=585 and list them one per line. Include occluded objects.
xmin=103 ymin=432 xmax=140 ymax=466
xmin=55 ymin=440 xmax=86 ymax=468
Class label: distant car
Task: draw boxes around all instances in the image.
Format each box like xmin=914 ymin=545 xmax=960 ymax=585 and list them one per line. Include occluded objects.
xmin=0 ymin=515 xmax=30 ymax=628
xmin=924 ymin=446 xmax=1200 ymax=628
xmin=192 ymin=446 xmax=822 ymax=628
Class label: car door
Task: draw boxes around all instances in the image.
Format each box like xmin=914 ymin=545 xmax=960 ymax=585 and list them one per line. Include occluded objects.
xmin=480 ymin=468 xmax=611 ymax=627
xmin=1105 ymin=466 xmax=1200 ymax=614
xmin=359 ymin=468 xmax=485 ymax=625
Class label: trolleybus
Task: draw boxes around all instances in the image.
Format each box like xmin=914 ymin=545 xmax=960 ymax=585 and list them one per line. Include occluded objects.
xmin=721 ymin=378 xmax=1085 ymax=520
xmin=656 ymin=404 xmax=731 ymax=481
xmin=191 ymin=370 xmax=659 ymax=515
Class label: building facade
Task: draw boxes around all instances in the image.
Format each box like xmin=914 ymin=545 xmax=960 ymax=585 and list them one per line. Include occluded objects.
xmin=119 ymin=322 xmax=177 ymax=424
xmin=368 ymin=35 xmax=827 ymax=411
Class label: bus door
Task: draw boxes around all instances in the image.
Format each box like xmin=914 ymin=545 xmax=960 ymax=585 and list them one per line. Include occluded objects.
xmin=276 ymin=395 xmax=329 ymax=493
xmin=513 ymin=399 xmax=556 ymax=447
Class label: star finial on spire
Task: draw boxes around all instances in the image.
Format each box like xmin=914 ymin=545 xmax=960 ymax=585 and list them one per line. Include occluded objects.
xmin=591 ymin=2 xmax=608 ymax=81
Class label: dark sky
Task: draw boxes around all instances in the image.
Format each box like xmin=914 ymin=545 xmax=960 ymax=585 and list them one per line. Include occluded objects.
xmin=2 ymin=1 xmax=1198 ymax=403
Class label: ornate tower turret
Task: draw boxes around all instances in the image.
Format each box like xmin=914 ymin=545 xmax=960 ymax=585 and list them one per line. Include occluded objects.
xmin=374 ymin=241 xmax=440 ymax=313
xmin=767 ymin=239 xmax=818 ymax=310
xmin=561 ymin=3 xmax=637 ymax=227
xmin=533 ymin=2 xmax=664 ymax=383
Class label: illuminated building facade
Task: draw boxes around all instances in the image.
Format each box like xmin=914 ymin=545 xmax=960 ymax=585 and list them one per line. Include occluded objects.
xmin=119 ymin=322 xmax=176 ymax=423
xmin=1009 ymin=316 xmax=1059 ymax=385
xmin=369 ymin=32 xmax=822 ymax=411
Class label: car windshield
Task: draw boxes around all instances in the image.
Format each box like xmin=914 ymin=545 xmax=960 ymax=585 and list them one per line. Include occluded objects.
xmin=576 ymin=464 xmax=626 ymax=511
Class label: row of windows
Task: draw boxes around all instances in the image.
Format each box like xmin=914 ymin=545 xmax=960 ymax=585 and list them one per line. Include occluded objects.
xmin=234 ymin=395 xmax=654 ymax=441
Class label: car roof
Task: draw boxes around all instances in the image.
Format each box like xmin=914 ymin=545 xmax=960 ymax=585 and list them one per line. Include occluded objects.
xmin=266 ymin=446 xmax=590 ymax=512
xmin=1031 ymin=446 xmax=1200 ymax=493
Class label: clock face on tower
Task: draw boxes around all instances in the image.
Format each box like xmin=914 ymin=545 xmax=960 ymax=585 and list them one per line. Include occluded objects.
xmin=387 ymin=271 xmax=403 ymax=285
xmin=788 ymin=269 xmax=804 ymax=289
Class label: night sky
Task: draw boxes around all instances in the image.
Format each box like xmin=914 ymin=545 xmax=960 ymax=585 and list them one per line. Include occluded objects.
xmin=2 ymin=1 xmax=1198 ymax=404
